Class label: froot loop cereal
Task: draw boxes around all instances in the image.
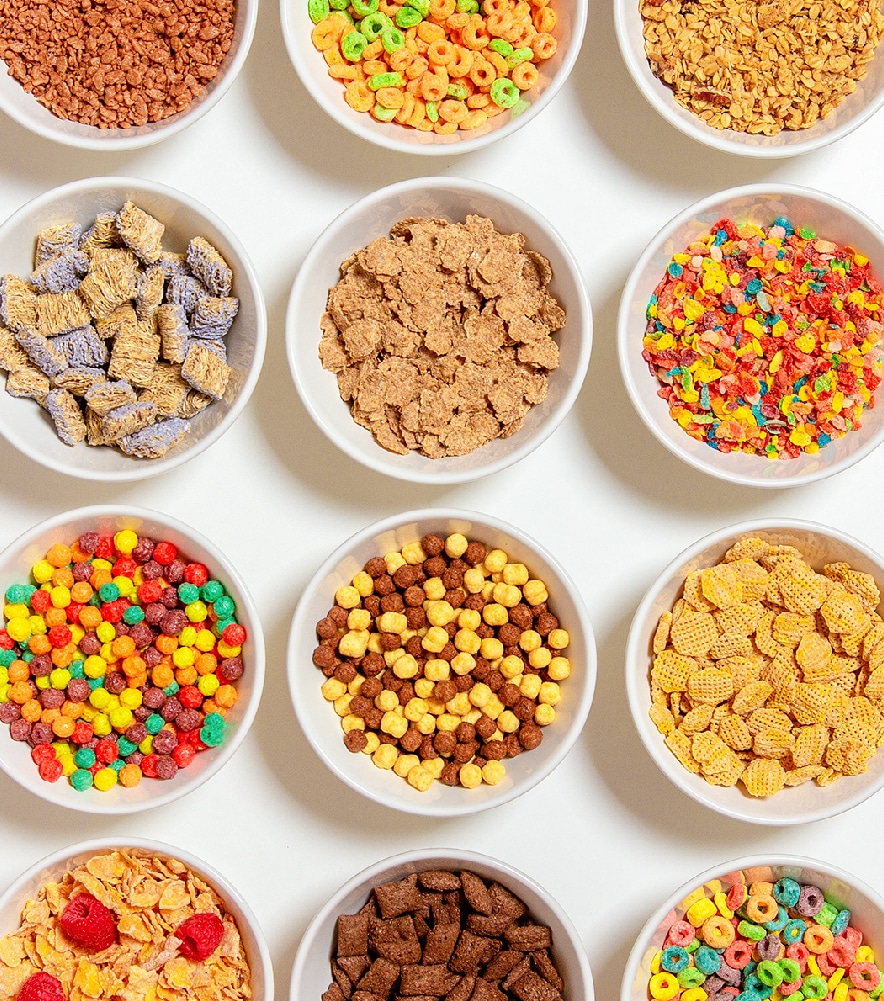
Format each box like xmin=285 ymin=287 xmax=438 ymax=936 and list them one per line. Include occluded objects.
xmin=319 ymin=215 xmax=565 ymax=457
xmin=647 ymin=870 xmax=880 ymax=1001
xmin=0 ymin=202 xmax=238 ymax=459
xmin=0 ymin=529 xmax=246 ymax=793
xmin=313 ymin=531 xmax=572 ymax=790
xmin=640 ymin=0 xmax=884 ymax=135
xmin=642 ymin=217 xmax=884 ymax=459
xmin=649 ymin=535 xmax=884 ymax=797
xmin=308 ymin=0 xmax=558 ymax=134
xmin=323 ymin=869 xmax=565 ymax=1001
xmin=0 ymin=849 xmax=251 ymax=1000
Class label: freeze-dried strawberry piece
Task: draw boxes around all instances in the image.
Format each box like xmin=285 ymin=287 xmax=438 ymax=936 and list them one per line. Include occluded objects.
xmin=60 ymin=892 xmax=117 ymax=951
xmin=17 ymin=972 xmax=65 ymax=1001
xmin=176 ymin=913 xmax=224 ymax=961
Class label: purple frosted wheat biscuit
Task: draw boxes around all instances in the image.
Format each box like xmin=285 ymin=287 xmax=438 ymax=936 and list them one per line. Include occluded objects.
xmin=157 ymin=251 xmax=187 ymax=280
xmin=181 ymin=340 xmax=230 ymax=399
xmin=14 ymin=327 xmax=69 ymax=377
xmin=45 ymin=387 xmax=87 ymax=444
xmin=0 ymin=325 xmax=31 ymax=372
xmin=186 ymin=236 xmax=233 ymax=297
xmin=156 ymin=303 xmax=189 ymax=364
xmin=34 ymin=223 xmax=82 ymax=264
xmin=177 ymin=387 xmax=211 ymax=419
xmin=135 ymin=266 xmax=165 ymax=322
xmin=53 ymin=366 xmax=106 ymax=396
xmin=100 ymin=400 xmax=158 ymax=442
xmin=52 ymin=325 xmax=108 ymax=367
xmin=197 ymin=339 xmax=227 ymax=363
xmin=0 ymin=275 xmax=38 ymax=332
xmin=6 ymin=365 xmax=50 ymax=403
xmin=85 ymin=378 xmax=137 ymax=416
xmin=78 ymin=248 xmax=141 ymax=319
xmin=107 ymin=321 xmax=160 ymax=387
xmin=117 ymin=417 xmax=189 ymax=458
xmin=35 ymin=290 xmax=91 ymax=336
xmin=167 ymin=273 xmax=208 ymax=315
xmin=189 ymin=295 xmax=239 ymax=339
xmin=139 ymin=363 xmax=190 ymax=416
xmin=116 ymin=201 xmax=165 ymax=264
xmin=29 ymin=249 xmax=89 ymax=294
xmin=79 ymin=213 xmax=122 ymax=257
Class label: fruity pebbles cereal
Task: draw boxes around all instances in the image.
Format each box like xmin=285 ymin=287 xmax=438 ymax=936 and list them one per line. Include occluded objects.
xmin=0 ymin=528 xmax=246 ymax=793
xmin=646 ymin=867 xmax=880 ymax=1001
xmin=313 ymin=531 xmax=572 ymax=791
xmin=0 ymin=848 xmax=251 ymax=1000
xmin=642 ymin=216 xmax=884 ymax=459
xmin=649 ymin=535 xmax=884 ymax=797
xmin=309 ymin=0 xmax=559 ymax=135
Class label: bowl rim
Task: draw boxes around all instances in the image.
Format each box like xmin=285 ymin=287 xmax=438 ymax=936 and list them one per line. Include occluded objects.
xmin=291 ymin=846 xmax=594 ymax=1001
xmin=0 ymin=503 xmax=266 ymax=814
xmin=279 ymin=0 xmax=588 ymax=155
xmin=625 ymin=515 xmax=884 ymax=825
xmin=0 ymin=175 xmax=268 ymax=482
xmin=617 ymin=181 xmax=884 ymax=489
xmin=0 ymin=0 xmax=258 ymax=151
xmin=612 ymin=0 xmax=884 ymax=158
xmin=0 ymin=835 xmax=274 ymax=999
xmin=620 ymin=852 xmax=884 ymax=1001
xmin=286 ymin=174 xmax=593 ymax=484
xmin=288 ymin=505 xmax=597 ymax=816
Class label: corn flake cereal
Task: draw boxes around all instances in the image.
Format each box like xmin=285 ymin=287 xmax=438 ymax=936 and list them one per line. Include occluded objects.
xmin=649 ymin=536 xmax=884 ymax=796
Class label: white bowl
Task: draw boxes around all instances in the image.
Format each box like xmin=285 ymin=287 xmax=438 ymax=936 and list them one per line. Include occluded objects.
xmin=288 ymin=508 xmax=596 ymax=816
xmin=614 ymin=0 xmax=884 ymax=157
xmin=618 ymin=183 xmax=884 ymax=488
xmin=0 ymin=837 xmax=273 ymax=1000
xmin=287 ymin=177 xmax=592 ymax=484
xmin=281 ymin=0 xmax=585 ymax=154
xmin=626 ymin=518 xmax=884 ymax=825
xmin=292 ymin=847 xmax=594 ymax=1001
xmin=0 ymin=505 xmax=265 ymax=814
xmin=621 ymin=855 xmax=884 ymax=1001
xmin=0 ymin=176 xmax=266 ymax=481
xmin=0 ymin=0 xmax=257 ymax=150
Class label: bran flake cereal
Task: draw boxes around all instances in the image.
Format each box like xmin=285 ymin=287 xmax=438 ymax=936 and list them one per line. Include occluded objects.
xmin=648 ymin=536 xmax=884 ymax=797
xmin=0 ymin=849 xmax=251 ymax=1001
xmin=322 ymin=869 xmax=565 ymax=1001
xmin=313 ymin=531 xmax=571 ymax=791
xmin=0 ymin=0 xmax=236 ymax=130
xmin=642 ymin=216 xmax=884 ymax=460
xmin=0 ymin=202 xmax=237 ymax=460
xmin=640 ymin=0 xmax=884 ymax=135
xmin=319 ymin=214 xmax=566 ymax=457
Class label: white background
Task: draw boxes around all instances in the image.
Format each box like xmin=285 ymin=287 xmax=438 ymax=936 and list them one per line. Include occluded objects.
xmin=2 ymin=3 xmax=884 ymax=999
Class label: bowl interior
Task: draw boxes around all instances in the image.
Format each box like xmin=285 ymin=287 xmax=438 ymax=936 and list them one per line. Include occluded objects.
xmin=292 ymin=848 xmax=593 ymax=1001
xmin=0 ymin=178 xmax=265 ymax=481
xmin=0 ymin=838 xmax=272 ymax=1000
xmin=0 ymin=507 xmax=264 ymax=814
xmin=280 ymin=0 xmax=585 ymax=153
xmin=626 ymin=520 xmax=884 ymax=824
xmin=614 ymin=0 xmax=884 ymax=156
xmin=289 ymin=510 xmax=596 ymax=816
xmin=0 ymin=0 xmax=255 ymax=150
xmin=618 ymin=186 xmax=884 ymax=487
xmin=622 ymin=856 xmax=884 ymax=1001
xmin=287 ymin=179 xmax=591 ymax=484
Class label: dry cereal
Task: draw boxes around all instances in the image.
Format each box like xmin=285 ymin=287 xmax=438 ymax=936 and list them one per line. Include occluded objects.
xmin=0 ymin=849 xmax=251 ymax=1001
xmin=0 ymin=203 xmax=240 ymax=460
xmin=648 ymin=536 xmax=884 ymax=796
xmin=319 ymin=215 xmax=566 ymax=457
xmin=640 ymin=0 xmax=884 ymax=135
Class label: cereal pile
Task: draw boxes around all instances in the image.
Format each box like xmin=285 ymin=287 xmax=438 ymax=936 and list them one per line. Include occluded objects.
xmin=649 ymin=535 xmax=884 ymax=797
xmin=0 ymin=528 xmax=247 ymax=792
xmin=313 ymin=531 xmax=572 ymax=790
xmin=323 ymin=868 xmax=566 ymax=1001
xmin=310 ymin=0 xmax=558 ymax=135
xmin=642 ymin=216 xmax=884 ymax=459
xmin=0 ymin=0 xmax=236 ymax=129
xmin=0 ymin=202 xmax=237 ymax=460
xmin=319 ymin=215 xmax=565 ymax=457
xmin=0 ymin=849 xmax=251 ymax=1000
xmin=639 ymin=0 xmax=884 ymax=135
xmin=647 ymin=870 xmax=881 ymax=1001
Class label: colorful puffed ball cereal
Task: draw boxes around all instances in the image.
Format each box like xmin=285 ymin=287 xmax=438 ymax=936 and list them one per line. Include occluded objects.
xmin=647 ymin=872 xmax=884 ymax=1001
xmin=0 ymin=530 xmax=246 ymax=793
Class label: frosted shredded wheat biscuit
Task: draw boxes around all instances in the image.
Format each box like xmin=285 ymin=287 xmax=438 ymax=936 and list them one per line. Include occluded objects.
xmin=319 ymin=214 xmax=566 ymax=458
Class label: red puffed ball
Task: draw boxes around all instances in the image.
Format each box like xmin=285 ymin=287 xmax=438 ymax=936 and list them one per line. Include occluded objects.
xmin=72 ymin=721 xmax=94 ymax=744
xmin=172 ymin=743 xmax=196 ymax=768
xmin=140 ymin=753 xmax=159 ymax=778
xmin=177 ymin=685 xmax=203 ymax=709
xmin=101 ymin=599 xmax=128 ymax=623
xmin=112 ymin=557 xmax=137 ymax=578
xmin=138 ymin=580 xmax=164 ymax=604
xmin=95 ymin=738 xmax=119 ymax=764
xmin=65 ymin=602 xmax=84 ymax=623
xmin=48 ymin=624 xmax=72 ymax=649
xmin=152 ymin=541 xmax=178 ymax=565
xmin=0 ymin=629 xmax=14 ymax=650
xmin=94 ymin=537 xmax=115 ymax=560
xmin=222 ymin=623 xmax=246 ymax=647
xmin=38 ymin=756 xmax=63 ymax=782
xmin=184 ymin=563 xmax=209 ymax=586
xmin=30 ymin=590 xmax=51 ymax=614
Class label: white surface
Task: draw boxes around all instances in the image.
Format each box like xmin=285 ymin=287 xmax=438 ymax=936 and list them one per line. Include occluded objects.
xmin=3 ymin=4 xmax=884 ymax=999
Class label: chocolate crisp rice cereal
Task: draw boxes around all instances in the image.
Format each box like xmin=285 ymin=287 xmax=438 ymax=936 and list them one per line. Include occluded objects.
xmin=640 ymin=0 xmax=884 ymax=134
xmin=322 ymin=869 xmax=566 ymax=1001
xmin=319 ymin=215 xmax=566 ymax=458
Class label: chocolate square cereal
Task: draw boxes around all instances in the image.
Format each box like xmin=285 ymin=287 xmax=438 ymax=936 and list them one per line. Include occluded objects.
xmin=374 ymin=876 xmax=422 ymax=919
xmin=337 ymin=911 xmax=371 ymax=957
xmin=370 ymin=916 xmax=422 ymax=965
